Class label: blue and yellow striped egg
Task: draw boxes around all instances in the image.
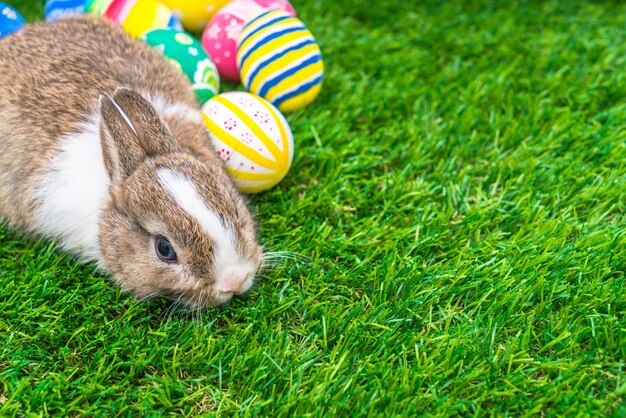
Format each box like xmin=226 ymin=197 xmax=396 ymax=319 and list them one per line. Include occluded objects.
xmin=237 ymin=10 xmax=323 ymax=113
xmin=202 ymin=92 xmax=294 ymax=193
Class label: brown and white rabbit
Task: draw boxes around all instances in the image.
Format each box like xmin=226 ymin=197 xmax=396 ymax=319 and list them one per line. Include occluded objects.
xmin=0 ymin=17 xmax=263 ymax=307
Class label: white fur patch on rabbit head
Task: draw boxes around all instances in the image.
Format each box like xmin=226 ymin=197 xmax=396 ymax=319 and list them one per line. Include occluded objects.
xmin=97 ymin=88 xmax=262 ymax=307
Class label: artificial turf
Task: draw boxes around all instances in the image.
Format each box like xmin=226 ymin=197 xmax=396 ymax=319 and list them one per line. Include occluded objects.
xmin=1 ymin=0 xmax=626 ymax=415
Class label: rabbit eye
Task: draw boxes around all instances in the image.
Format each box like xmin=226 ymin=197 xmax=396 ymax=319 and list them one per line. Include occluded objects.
xmin=155 ymin=235 xmax=177 ymax=262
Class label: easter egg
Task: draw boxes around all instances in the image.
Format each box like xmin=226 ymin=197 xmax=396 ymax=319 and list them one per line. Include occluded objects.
xmin=237 ymin=10 xmax=323 ymax=112
xmin=0 ymin=3 xmax=25 ymax=39
xmin=202 ymin=0 xmax=296 ymax=82
xmin=45 ymin=0 xmax=86 ymax=21
xmin=202 ymin=92 xmax=294 ymax=193
xmin=85 ymin=0 xmax=112 ymax=16
xmin=253 ymin=0 xmax=295 ymax=14
xmin=160 ymin=0 xmax=230 ymax=33
xmin=142 ymin=29 xmax=219 ymax=104
xmin=104 ymin=0 xmax=183 ymax=38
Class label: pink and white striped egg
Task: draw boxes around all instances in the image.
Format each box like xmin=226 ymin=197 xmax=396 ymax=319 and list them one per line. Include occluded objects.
xmin=202 ymin=0 xmax=295 ymax=82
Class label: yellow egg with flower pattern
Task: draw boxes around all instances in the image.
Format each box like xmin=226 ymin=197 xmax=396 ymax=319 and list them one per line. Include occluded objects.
xmin=202 ymin=92 xmax=294 ymax=193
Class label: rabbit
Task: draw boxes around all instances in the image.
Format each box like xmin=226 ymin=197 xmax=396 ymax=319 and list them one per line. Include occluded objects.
xmin=0 ymin=16 xmax=263 ymax=307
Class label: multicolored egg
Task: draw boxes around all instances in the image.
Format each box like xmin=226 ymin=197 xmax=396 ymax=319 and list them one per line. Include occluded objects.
xmin=85 ymin=0 xmax=112 ymax=16
xmin=104 ymin=0 xmax=182 ymax=38
xmin=0 ymin=3 xmax=25 ymax=39
xmin=160 ymin=0 xmax=230 ymax=33
xmin=237 ymin=10 xmax=323 ymax=112
xmin=142 ymin=29 xmax=219 ymax=104
xmin=202 ymin=92 xmax=294 ymax=193
xmin=202 ymin=0 xmax=296 ymax=82
xmin=45 ymin=0 xmax=86 ymax=21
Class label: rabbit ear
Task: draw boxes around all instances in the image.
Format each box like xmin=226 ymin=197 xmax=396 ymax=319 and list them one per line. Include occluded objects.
xmin=99 ymin=88 xmax=179 ymax=181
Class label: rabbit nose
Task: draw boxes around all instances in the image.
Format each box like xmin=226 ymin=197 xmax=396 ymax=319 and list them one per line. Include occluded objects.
xmin=216 ymin=265 xmax=254 ymax=294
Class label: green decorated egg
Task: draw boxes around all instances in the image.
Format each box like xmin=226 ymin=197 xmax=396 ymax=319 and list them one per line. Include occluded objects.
xmin=142 ymin=29 xmax=219 ymax=104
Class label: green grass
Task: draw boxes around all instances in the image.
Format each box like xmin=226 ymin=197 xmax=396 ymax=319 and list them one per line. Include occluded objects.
xmin=2 ymin=0 xmax=626 ymax=415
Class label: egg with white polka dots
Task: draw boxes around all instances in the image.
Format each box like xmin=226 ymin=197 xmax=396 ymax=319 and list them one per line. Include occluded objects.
xmin=45 ymin=0 xmax=87 ymax=21
xmin=142 ymin=29 xmax=219 ymax=104
xmin=201 ymin=0 xmax=296 ymax=82
xmin=202 ymin=92 xmax=294 ymax=193
xmin=160 ymin=0 xmax=230 ymax=33
xmin=0 ymin=3 xmax=25 ymax=39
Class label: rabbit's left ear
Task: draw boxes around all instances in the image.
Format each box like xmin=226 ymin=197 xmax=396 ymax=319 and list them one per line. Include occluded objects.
xmin=99 ymin=88 xmax=179 ymax=182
